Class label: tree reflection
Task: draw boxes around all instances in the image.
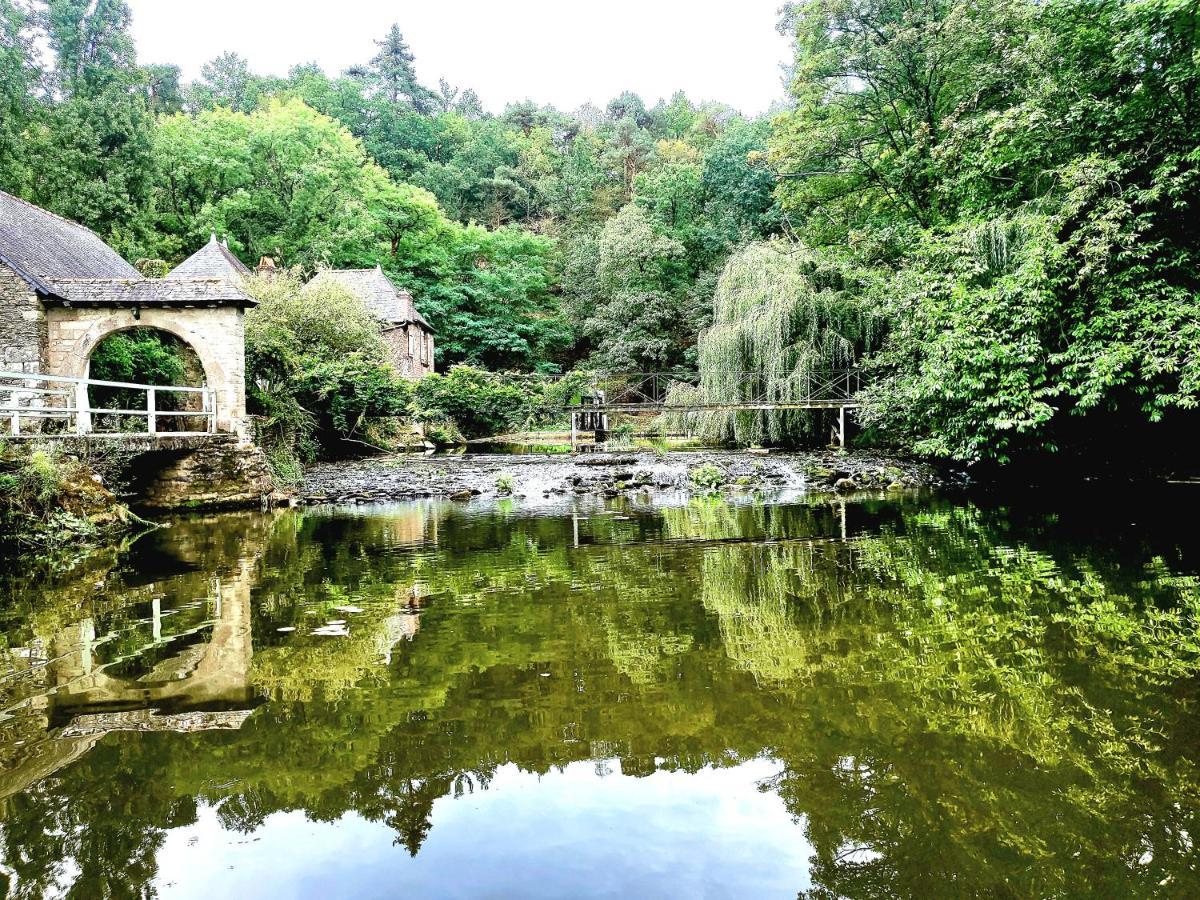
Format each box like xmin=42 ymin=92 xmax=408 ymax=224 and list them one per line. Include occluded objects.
xmin=0 ymin=493 xmax=1198 ymax=896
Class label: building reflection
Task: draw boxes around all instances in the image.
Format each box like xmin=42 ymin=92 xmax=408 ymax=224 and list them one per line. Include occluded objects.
xmin=0 ymin=504 xmax=445 ymax=800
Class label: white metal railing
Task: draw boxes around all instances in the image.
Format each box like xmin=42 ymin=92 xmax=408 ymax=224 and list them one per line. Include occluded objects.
xmin=0 ymin=370 xmax=217 ymax=436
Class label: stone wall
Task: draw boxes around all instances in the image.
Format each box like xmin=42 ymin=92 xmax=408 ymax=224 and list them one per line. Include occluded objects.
xmin=383 ymin=324 xmax=435 ymax=379
xmin=0 ymin=262 xmax=45 ymax=374
xmin=138 ymin=441 xmax=273 ymax=510
xmin=43 ymin=306 xmax=248 ymax=432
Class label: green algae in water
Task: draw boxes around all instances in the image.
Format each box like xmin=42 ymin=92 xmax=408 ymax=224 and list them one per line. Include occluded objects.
xmin=0 ymin=491 xmax=1198 ymax=898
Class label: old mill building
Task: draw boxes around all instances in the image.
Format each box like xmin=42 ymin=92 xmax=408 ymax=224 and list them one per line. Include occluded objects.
xmin=0 ymin=189 xmax=436 ymax=433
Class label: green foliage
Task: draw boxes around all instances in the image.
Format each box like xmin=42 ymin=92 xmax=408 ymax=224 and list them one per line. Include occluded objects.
xmin=86 ymin=328 xmax=200 ymax=422
xmin=688 ymin=463 xmax=724 ymax=492
xmin=243 ymin=272 xmax=411 ymax=462
xmin=1 ymin=14 xmax=787 ymax=378
xmin=367 ymin=24 xmax=435 ymax=111
xmin=187 ymin=51 xmax=266 ymax=112
xmin=413 ymin=366 xmax=532 ymax=439
xmin=0 ymin=440 xmax=133 ymax=548
xmin=684 ymin=241 xmax=884 ymax=445
xmin=29 ymin=0 xmax=155 ymax=253
xmin=402 ymin=221 xmax=571 ymax=370
xmin=413 ymin=366 xmax=586 ymax=439
xmin=133 ymin=257 xmax=169 ymax=278
xmin=150 ymin=99 xmax=387 ymax=267
xmin=494 ymin=473 xmax=514 ymax=495
xmin=88 ymin=329 xmax=188 ymax=387
xmin=0 ymin=0 xmax=37 ymax=192
xmin=569 ymin=204 xmax=693 ymax=371
xmin=763 ymin=0 xmax=1200 ymax=461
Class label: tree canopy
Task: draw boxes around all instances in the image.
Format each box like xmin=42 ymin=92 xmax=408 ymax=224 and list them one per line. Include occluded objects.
xmin=0 ymin=3 xmax=1196 ymax=462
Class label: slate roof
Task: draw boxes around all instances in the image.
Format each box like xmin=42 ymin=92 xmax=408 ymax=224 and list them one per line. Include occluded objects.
xmin=0 ymin=189 xmax=139 ymax=292
xmin=311 ymin=266 xmax=433 ymax=331
xmin=167 ymin=235 xmax=251 ymax=280
xmin=41 ymin=277 xmax=256 ymax=308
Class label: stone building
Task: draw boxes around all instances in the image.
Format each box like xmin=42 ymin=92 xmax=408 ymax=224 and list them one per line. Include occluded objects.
xmin=2 ymin=191 xmax=435 ymax=440
xmin=309 ymin=266 xmax=436 ymax=378
xmin=0 ymin=190 xmax=255 ymax=432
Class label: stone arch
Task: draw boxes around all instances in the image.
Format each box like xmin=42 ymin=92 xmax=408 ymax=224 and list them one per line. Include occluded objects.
xmin=75 ymin=317 xmax=222 ymax=389
xmin=43 ymin=306 xmax=247 ymax=432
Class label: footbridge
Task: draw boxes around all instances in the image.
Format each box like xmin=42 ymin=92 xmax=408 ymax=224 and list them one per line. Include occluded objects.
xmin=567 ymin=369 xmax=864 ymax=447
xmin=1 ymin=370 xmax=218 ymax=437
xmin=0 ymin=369 xmax=271 ymax=507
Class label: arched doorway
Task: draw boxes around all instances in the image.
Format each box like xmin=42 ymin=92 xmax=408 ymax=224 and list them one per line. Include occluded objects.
xmin=43 ymin=305 xmax=249 ymax=434
xmin=86 ymin=327 xmax=208 ymax=433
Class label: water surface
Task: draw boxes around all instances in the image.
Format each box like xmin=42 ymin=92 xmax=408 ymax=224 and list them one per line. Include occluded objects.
xmin=1 ymin=489 xmax=1198 ymax=898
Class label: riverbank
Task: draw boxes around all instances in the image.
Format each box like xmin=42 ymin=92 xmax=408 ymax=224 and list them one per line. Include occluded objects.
xmin=299 ymin=449 xmax=956 ymax=505
xmin=0 ymin=440 xmax=147 ymax=555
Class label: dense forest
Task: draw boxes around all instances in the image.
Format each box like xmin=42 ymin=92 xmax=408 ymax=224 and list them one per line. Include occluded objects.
xmin=1 ymin=0 xmax=1197 ymax=467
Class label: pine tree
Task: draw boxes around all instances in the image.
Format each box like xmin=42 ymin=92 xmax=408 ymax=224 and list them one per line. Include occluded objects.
xmin=369 ymin=24 xmax=433 ymax=112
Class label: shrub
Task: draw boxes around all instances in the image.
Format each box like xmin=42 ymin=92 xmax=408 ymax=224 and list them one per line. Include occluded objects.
xmin=243 ymin=271 xmax=412 ymax=464
xmin=689 ymin=463 xmax=724 ymax=492
xmin=414 ymin=367 xmax=531 ymax=439
xmin=0 ymin=441 xmax=130 ymax=547
xmin=422 ymin=416 xmax=464 ymax=447
xmin=495 ymin=473 xmax=515 ymax=495
xmin=414 ymin=367 xmax=591 ymax=440
xmin=134 ymin=258 xmax=170 ymax=278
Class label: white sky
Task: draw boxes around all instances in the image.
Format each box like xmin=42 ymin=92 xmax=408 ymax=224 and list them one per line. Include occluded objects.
xmin=124 ymin=0 xmax=793 ymax=115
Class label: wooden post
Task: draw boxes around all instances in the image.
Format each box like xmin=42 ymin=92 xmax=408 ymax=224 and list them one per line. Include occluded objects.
xmin=74 ymin=380 xmax=90 ymax=435
xmin=838 ymin=406 xmax=846 ymax=448
xmin=594 ymin=391 xmax=608 ymax=444
xmin=202 ymin=386 xmax=215 ymax=433
xmin=8 ymin=390 xmax=19 ymax=436
xmin=571 ymin=411 xmax=578 ymax=452
xmin=147 ymin=387 xmax=157 ymax=434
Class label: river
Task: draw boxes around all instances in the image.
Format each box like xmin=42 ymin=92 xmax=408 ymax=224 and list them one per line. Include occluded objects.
xmin=1 ymin=485 xmax=1198 ymax=898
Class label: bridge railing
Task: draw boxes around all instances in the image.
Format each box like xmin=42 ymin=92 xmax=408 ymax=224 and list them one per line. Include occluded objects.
xmin=0 ymin=370 xmax=217 ymax=437
xmin=573 ymin=369 xmax=863 ymax=409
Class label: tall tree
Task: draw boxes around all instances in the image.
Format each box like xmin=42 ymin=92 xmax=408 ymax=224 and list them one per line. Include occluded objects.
xmin=433 ymin=77 xmax=458 ymax=113
xmin=571 ymin=203 xmax=691 ymax=371
xmin=34 ymin=0 xmax=154 ymax=251
xmin=144 ymin=63 xmax=183 ymax=114
xmin=369 ymin=24 xmax=434 ymax=111
xmin=453 ymin=88 xmax=484 ymax=120
xmin=0 ymin=0 xmax=38 ymax=191
xmin=189 ymin=51 xmax=264 ymax=112
xmin=771 ymin=0 xmax=1031 ymax=242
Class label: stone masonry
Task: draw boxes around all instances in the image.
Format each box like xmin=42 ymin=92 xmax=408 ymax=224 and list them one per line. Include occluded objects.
xmin=0 ymin=261 xmax=45 ymax=375
xmin=43 ymin=305 xmax=248 ymax=432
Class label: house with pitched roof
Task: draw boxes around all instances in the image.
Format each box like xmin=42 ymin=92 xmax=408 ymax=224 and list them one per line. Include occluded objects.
xmin=0 ymin=190 xmax=255 ymax=432
xmin=307 ymin=266 xmax=435 ymax=378
xmin=1 ymin=191 xmax=436 ymax=437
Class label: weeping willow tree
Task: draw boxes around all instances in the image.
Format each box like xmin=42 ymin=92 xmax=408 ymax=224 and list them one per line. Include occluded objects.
xmin=665 ymin=241 xmax=885 ymax=445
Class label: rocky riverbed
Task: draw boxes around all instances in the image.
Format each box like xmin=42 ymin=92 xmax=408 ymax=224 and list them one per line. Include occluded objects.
xmin=299 ymin=449 xmax=957 ymax=506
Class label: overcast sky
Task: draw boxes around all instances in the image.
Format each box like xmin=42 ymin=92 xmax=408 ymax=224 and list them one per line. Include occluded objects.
xmin=124 ymin=0 xmax=793 ymax=115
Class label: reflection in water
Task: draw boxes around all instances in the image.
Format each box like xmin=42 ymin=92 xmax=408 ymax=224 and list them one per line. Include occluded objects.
xmin=0 ymin=491 xmax=1198 ymax=898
